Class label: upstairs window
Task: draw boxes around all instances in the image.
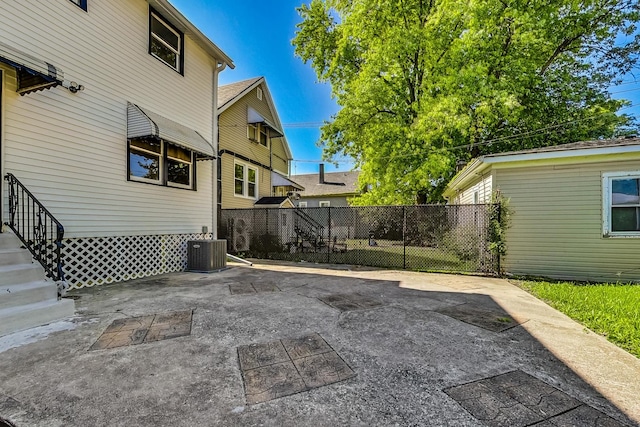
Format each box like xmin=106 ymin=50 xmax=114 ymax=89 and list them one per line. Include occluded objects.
xmin=150 ymin=10 xmax=183 ymax=73
xmin=69 ymin=0 xmax=87 ymax=11
xmin=603 ymin=172 xmax=640 ymax=236
xmin=247 ymin=123 xmax=269 ymax=148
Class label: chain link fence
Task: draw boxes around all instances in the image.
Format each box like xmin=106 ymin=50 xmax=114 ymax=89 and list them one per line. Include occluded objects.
xmin=220 ymin=204 xmax=499 ymax=274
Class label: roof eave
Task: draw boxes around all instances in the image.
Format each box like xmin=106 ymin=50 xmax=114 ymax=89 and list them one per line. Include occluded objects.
xmin=148 ymin=0 xmax=234 ymax=69
xmin=484 ymin=143 xmax=640 ymax=164
xmin=443 ymin=158 xmax=489 ymax=200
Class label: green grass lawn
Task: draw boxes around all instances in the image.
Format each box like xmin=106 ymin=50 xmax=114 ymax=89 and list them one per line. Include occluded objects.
xmin=251 ymin=239 xmax=485 ymax=273
xmin=518 ymin=281 xmax=640 ymax=358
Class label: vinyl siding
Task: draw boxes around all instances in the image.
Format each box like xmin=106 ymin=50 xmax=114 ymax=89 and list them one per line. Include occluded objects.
xmin=296 ymin=196 xmax=355 ymax=208
xmin=495 ymin=159 xmax=640 ymax=282
xmin=0 ymin=1 xmax=218 ymax=238
xmin=271 ymin=137 xmax=289 ymax=175
xmin=220 ymin=155 xmax=271 ymax=209
xmin=450 ymin=174 xmax=493 ymax=204
xmin=218 ymin=81 xmax=294 ymax=208
xmin=219 ymin=83 xmax=275 ymax=168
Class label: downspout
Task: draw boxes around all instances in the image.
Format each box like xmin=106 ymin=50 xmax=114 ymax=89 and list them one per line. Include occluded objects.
xmin=212 ymin=60 xmax=227 ymax=240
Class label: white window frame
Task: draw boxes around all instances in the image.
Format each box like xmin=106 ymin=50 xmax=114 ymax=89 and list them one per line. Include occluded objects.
xmin=247 ymin=123 xmax=269 ymax=148
xmin=298 ymin=201 xmax=307 ymax=208
xmin=234 ymin=161 xmax=258 ymax=199
xmin=257 ymin=87 xmax=263 ymax=100
xmin=319 ymin=201 xmax=331 ymax=207
xmin=602 ymin=171 xmax=640 ymax=237
xmin=150 ymin=11 xmax=182 ymax=73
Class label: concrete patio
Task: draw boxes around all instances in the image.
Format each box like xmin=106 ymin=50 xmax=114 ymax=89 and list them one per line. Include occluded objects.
xmin=0 ymin=261 xmax=639 ymax=426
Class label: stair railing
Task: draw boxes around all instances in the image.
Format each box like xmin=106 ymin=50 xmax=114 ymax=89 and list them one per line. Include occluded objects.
xmin=4 ymin=173 xmax=66 ymax=286
xmin=293 ymin=208 xmax=325 ymax=249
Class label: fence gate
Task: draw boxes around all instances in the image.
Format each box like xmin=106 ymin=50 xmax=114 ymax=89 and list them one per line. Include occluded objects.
xmin=220 ymin=204 xmax=498 ymax=274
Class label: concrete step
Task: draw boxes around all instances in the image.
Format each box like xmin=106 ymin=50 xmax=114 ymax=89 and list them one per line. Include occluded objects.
xmin=0 ymin=280 xmax=58 ymax=310
xmin=0 ymin=231 xmax=23 ymax=250
xmin=0 ymin=263 xmax=45 ymax=287
xmin=0 ymin=247 xmax=34 ymax=267
xmin=0 ymin=298 xmax=75 ymax=337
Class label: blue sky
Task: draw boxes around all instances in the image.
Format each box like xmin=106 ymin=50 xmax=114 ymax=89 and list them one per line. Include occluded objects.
xmin=169 ymin=0 xmax=344 ymax=175
xmin=169 ymin=0 xmax=640 ymax=174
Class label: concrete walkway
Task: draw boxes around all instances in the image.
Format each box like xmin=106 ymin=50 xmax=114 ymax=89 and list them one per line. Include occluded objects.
xmin=0 ymin=262 xmax=638 ymax=426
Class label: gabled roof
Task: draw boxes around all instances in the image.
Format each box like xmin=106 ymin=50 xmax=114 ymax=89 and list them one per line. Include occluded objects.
xmin=290 ymin=171 xmax=361 ymax=197
xmin=217 ymin=77 xmax=262 ymax=110
xmin=444 ymin=137 xmax=640 ymax=199
xmin=148 ymin=0 xmax=233 ymax=68
xmin=217 ymin=77 xmax=293 ymax=160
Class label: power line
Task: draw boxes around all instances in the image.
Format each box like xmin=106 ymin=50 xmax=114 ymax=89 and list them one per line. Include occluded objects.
xmin=290 ymin=101 xmax=639 ymax=163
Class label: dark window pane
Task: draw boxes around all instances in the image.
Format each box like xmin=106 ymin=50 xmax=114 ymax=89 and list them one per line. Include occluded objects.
xmin=259 ymin=128 xmax=268 ymax=146
xmin=235 ymin=164 xmax=244 ymax=179
xmin=151 ymin=15 xmax=180 ymax=49
xmin=612 ymin=207 xmax=640 ymax=232
xmin=248 ymin=183 xmax=256 ymax=198
xmin=130 ymin=150 xmax=160 ymax=181
xmin=151 ymin=39 xmax=178 ymax=68
xmin=168 ymin=159 xmax=190 ymax=186
xmin=130 ymin=137 xmax=161 ymax=154
xmin=612 ymin=179 xmax=640 ymax=205
xmin=235 ymin=179 xmax=243 ymax=195
xmin=248 ymin=168 xmax=256 ymax=183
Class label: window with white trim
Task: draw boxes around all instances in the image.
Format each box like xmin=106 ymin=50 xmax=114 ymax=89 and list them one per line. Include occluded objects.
xmin=247 ymin=123 xmax=269 ymax=148
xmin=150 ymin=10 xmax=183 ymax=73
xmin=298 ymin=201 xmax=307 ymax=208
xmin=128 ymin=137 xmax=195 ymax=189
xmin=257 ymin=87 xmax=263 ymax=100
xmin=319 ymin=201 xmax=330 ymax=207
xmin=234 ymin=162 xmax=258 ymax=198
xmin=603 ymin=172 xmax=640 ymax=236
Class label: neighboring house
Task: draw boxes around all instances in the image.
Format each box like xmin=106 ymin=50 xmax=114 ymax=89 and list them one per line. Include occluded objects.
xmin=217 ymin=77 xmax=302 ymax=210
xmin=0 ymin=0 xmax=233 ymax=306
xmin=291 ymin=164 xmax=361 ymax=208
xmin=443 ymin=137 xmax=640 ymax=283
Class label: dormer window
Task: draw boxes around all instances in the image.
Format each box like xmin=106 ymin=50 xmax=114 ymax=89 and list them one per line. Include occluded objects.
xmin=150 ymin=10 xmax=183 ymax=73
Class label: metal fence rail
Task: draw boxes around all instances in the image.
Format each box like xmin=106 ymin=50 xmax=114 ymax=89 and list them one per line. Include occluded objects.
xmin=220 ymin=204 xmax=499 ymax=274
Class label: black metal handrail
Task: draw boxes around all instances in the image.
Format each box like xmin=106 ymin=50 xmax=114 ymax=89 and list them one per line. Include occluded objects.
xmin=293 ymin=207 xmax=325 ymax=248
xmin=4 ymin=173 xmax=65 ymax=283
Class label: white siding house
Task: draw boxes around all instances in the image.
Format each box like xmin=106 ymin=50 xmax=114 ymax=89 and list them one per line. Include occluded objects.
xmin=0 ymin=0 xmax=233 ymax=288
xmin=443 ymin=138 xmax=640 ymax=283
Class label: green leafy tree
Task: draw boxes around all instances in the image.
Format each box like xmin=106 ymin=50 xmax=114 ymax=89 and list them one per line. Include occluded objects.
xmin=294 ymin=0 xmax=640 ymax=204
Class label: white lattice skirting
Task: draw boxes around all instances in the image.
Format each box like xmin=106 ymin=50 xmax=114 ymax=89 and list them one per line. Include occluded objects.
xmin=63 ymin=233 xmax=212 ymax=289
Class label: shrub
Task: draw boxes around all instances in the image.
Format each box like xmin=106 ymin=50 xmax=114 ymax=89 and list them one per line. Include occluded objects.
xmin=440 ymin=224 xmax=481 ymax=261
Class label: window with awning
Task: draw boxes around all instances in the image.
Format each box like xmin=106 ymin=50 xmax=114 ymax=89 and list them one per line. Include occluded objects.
xmin=127 ymin=102 xmax=215 ymax=190
xmin=0 ymin=41 xmax=64 ymax=95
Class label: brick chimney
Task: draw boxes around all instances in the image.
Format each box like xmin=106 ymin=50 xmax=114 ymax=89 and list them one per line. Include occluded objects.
xmin=319 ymin=163 xmax=325 ymax=184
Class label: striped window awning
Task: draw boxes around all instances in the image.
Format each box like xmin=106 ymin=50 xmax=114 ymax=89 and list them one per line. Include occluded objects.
xmin=127 ymin=103 xmax=215 ymax=159
xmin=0 ymin=41 xmax=64 ymax=95
xmin=247 ymin=107 xmax=284 ymax=138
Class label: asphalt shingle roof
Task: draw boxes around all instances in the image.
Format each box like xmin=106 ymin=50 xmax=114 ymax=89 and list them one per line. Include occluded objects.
xmin=486 ymin=136 xmax=640 ymax=158
xmin=218 ymin=77 xmax=262 ymax=109
xmin=290 ymin=171 xmax=361 ymax=197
